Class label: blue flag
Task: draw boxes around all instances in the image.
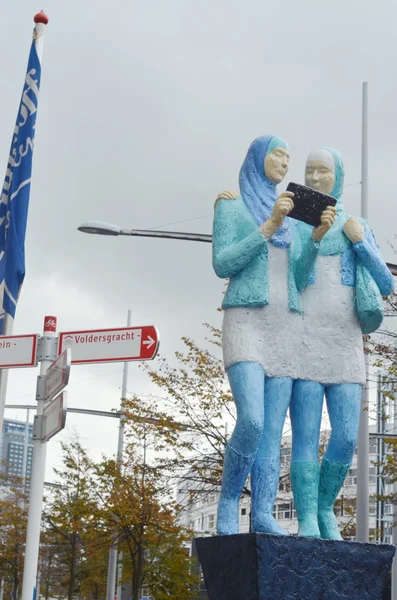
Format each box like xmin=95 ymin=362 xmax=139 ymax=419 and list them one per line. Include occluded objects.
xmin=0 ymin=40 xmax=41 ymax=333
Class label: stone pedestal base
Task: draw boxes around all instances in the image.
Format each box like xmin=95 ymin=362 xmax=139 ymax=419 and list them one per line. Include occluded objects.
xmin=195 ymin=533 xmax=395 ymax=600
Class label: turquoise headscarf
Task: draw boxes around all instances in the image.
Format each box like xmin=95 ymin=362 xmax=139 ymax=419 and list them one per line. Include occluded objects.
xmin=322 ymin=147 xmax=344 ymax=205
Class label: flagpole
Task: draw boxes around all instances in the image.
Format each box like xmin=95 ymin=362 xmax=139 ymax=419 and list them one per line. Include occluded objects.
xmin=16 ymin=12 xmax=49 ymax=600
xmin=0 ymin=10 xmax=48 ymax=448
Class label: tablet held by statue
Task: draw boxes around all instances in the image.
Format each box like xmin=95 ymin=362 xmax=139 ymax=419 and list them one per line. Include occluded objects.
xmin=286 ymin=182 xmax=337 ymax=227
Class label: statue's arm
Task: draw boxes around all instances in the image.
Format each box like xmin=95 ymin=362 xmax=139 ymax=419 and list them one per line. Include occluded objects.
xmin=352 ymin=224 xmax=394 ymax=296
xmin=212 ymin=199 xmax=268 ymax=279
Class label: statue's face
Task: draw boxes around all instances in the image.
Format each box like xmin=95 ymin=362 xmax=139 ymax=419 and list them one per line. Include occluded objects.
xmin=305 ymin=160 xmax=335 ymax=195
xmin=264 ymin=148 xmax=290 ymax=184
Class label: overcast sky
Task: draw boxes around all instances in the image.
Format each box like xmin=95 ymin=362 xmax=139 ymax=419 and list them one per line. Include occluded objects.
xmin=0 ymin=0 xmax=396 ymax=480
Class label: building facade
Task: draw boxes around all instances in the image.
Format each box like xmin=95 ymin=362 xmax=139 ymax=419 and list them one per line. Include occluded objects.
xmin=1 ymin=418 xmax=33 ymax=480
xmin=178 ymin=424 xmax=393 ymax=544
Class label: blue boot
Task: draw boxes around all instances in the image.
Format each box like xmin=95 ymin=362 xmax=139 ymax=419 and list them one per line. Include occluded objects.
xmin=290 ymin=461 xmax=321 ymax=538
xmin=251 ymin=457 xmax=288 ymax=535
xmin=217 ymin=444 xmax=255 ymax=535
xmin=318 ymin=458 xmax=350 ymax=540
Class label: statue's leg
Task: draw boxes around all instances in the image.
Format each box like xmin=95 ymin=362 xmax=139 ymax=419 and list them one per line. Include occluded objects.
xmin=217 ymin=361 xmax=265 ymax=536
xmin=251 ymin=376 xmax=293 ymax=534
xmin=318 ymin=383 xmax=362 ymax=540
xmin=290 ymin=379 xmax=324 ymax=538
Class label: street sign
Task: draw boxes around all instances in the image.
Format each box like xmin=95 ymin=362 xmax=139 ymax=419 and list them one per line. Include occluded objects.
xmin=41 ymin=391 xmax=67 ymax=443
xmin=58 ymin=325 xmax=159 ymax=365
xmin=45 ymin=348 xmax=71 ymax=402
xmin=0 ymin=334 xmax=38 ymax=368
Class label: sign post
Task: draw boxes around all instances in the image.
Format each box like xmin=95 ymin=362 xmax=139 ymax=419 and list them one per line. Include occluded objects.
xmin=0 ymin=315 xmax=160 ymax=600
xmin=22 ymin=316 xmax=58 ymax=600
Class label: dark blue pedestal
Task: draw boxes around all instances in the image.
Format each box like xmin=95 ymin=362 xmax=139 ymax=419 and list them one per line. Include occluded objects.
xmin=195 ymin=533 xmax=395 ymax=600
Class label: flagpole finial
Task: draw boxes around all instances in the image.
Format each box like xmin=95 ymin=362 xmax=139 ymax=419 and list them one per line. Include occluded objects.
xmin=34 ymin=10 xmax=49 ymax=25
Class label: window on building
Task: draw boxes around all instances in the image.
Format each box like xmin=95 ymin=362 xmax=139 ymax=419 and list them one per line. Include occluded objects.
xmin=280 ymin=447 xmax=291 ymax=464
xmin=368 ymin=467 xmax=376 ymax=484
xmin=279 ymin=481 xmax=291 ymax=493
xmin=208 ymin=493 xmax=217 ymax=504
xmin=208 ymin=514 xmax=215 ymax=530
xmin=240 ymin=507 xmax=249 ymax=524
xmin=277 ymin=503 xmax=291 ymax=519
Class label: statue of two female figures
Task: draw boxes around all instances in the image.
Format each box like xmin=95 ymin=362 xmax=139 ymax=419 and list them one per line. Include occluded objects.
xmin=213 ymin=136 xmax=394 ymax=539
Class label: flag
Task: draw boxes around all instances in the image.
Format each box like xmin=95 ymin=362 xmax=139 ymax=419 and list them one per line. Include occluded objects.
xmin=0 ymin=38 xmax=42 ymax=333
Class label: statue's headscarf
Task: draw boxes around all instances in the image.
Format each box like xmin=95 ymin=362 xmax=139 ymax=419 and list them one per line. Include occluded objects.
xmin=239 ymin=135 xmax=291 ymax=248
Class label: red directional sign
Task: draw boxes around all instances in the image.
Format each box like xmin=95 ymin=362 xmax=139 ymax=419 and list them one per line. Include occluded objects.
xmin=58 ymin=325 xmax=159 ymax=365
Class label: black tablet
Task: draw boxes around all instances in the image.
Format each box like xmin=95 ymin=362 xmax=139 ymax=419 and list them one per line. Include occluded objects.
xmin=286 ymin=182 xmax=336 ymax=227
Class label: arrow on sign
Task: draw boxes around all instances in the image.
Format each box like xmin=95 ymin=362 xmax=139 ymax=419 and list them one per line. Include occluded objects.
xmin=143 ymin=336 xmax=155 ymax=350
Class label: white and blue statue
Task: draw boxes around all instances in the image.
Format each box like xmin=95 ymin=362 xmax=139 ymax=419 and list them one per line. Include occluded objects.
xmin=212 ymin=135 xmax=336 ymax=536
xmin=290 ymin=147 xmax=394 ymax=540
xmin=213 ymin=137 xmax=393 ymax=539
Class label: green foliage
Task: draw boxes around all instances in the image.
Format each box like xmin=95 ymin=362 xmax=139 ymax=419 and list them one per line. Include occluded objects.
xmin=0 ymin=473 xmax=28 ymax=600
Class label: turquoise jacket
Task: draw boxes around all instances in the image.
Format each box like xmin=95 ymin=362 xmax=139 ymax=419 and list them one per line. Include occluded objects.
xmin=212 ymin=197 xmax=320 ymax=313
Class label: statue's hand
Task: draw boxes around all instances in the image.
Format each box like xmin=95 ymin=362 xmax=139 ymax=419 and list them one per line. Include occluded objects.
xmin=312 ymin=206 xmax=337 ymax=242
xmin=260 ymin=191 xmax=294 ymax=238
xmin=270 ymin=192 xmax=294 ymax=227
xmin=343 ymin=216 xmax=365 ymax=243
xmin=216 ymin=190 xmax=239 ymax=201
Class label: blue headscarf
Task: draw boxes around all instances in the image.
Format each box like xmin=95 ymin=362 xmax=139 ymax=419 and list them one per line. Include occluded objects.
xmin=239 ymin=135 xmax=291 ymax=248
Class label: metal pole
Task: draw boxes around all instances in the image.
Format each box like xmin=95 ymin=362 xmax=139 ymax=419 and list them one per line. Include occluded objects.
xmin=0 ymin=314 xmax=14 ymax=447
xmin=4 ymin=404 xmax=120 ymax=419
xmin=356 ymin=81 xmax=369 ymax=543
xmin=107 ymin=310 xmax=131 ymax=600
xmin=22 ymin=408 xmax=30 ymax=480
xmin=119 ymin=229 xmax=212 ymax=243
xmin=391 ymin=381 xmax=397 ymax=600
xmin=35 ymin=566 xmax=41 ymax=600
xmin=21 ymin=317 xmax=57 ymax=600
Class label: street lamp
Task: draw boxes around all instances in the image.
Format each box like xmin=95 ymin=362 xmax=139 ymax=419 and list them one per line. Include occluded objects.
xmin=78 ymin=221 xmax=397 ymax=276
xmin=78 ymin=221 xmax=212 ymax=243
xmin=78 ymin=221 xmax=121 ymax=236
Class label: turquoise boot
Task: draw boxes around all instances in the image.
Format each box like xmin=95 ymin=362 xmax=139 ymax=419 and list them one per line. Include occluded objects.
xmin=290 ymin=461 xmax=321 ymax=538
xmin=217 ymin=444 xmax=255 ymax=535
xmin=318 ymin=457 xmax=350 ymax=540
